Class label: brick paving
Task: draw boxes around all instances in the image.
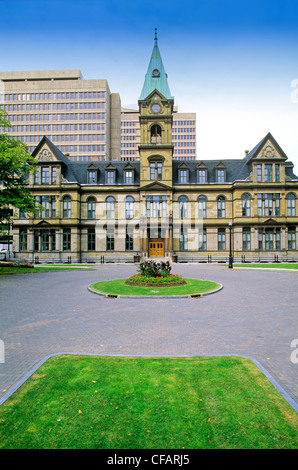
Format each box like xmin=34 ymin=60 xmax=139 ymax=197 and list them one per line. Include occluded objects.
xmin=0 ymin=264 xmax=297 ymax=409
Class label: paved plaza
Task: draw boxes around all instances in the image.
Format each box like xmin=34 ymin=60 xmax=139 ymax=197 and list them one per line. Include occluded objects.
xmin=0 ymin=264 xmax=297 ymax=410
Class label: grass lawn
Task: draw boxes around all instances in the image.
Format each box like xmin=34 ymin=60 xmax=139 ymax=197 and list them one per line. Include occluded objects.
xmin=0 ymin=355 xmax=297 ymax=449
xmin=234 ymin=264 xmax=298 ymax=270
xmin=89 ymin=278 xmax=221 ymax=296
xmin=0 ymin=264 xmax=94 ymax=275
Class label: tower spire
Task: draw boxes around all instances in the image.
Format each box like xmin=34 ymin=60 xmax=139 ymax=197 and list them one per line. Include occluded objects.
xmin=139 ymin=30 xmax=174 ymax=101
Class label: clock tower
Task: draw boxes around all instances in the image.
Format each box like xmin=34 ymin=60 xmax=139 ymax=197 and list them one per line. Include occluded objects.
xmin=138 ymin=30 xmax=174 ymax=258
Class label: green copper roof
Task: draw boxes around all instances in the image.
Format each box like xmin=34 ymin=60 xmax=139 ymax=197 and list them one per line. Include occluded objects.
xmin=139 ymin=30 xmax=174 ymax=101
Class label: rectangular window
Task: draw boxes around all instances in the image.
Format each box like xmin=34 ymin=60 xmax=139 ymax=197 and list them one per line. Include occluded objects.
xmin=41 ymin=196 xmax=49 ymax=218
xmin=264 ymin=164 xmax=272 ymax=182
xmin=199 ymin=227 xmax=207 ymax=251
xmin=216 ymin=169 xmax=225 ymax=183
xmin=63 ymin=228 xmax=71 ymax=251
xmin=179 ymin=226 xmax=188 ymax=251
xmin=197 ymin=170 xmax=206 ymax=183
xmin=288 ymin=227 xmax=296 ymax=250
xmin=125 ymin=170 xmax=133 ymax=184
xmin=106 ymin=229 xmax=114 ymax=251
xmin=51 ymin=196 xmax=56 ymax=218
xmin=257 ymin=164 xmax=262 ymax=182
xmin=242 ymin=227 xmax=251 ymax=251
xmin=265 ymin=228 xmax=274 ymax=250
xmin=157 ymin=163 xmax=162 ymax=180
xmin=275 ymin=164 xmax=280 ymax=182
xmin=276 ymin=228 xmax=281 ymax=250
xmin=146 ymin=196 xmax=167 ymax=218
xmin=218 ymin=228 xmax=226 ymax=251
xmin=51 ymin=167 xmax=57 ymax=184
xmin=34 ymin=168 xmax=40 ymax=184
xmin=264 ymin=194 xmax=273 ymax=217
xmin=179 ymin=169 xmax=188 ymax=183
xmin=275 ymin=194 xmax=280 ymax=216
xmin=258 ymin=194 xmax=263 ymax=216
xmin=40 ymin=229 xmax=49 ymax=251
xmin=152 ymin=196 xmax=161 ymax=218
xmin=51 ymin=230 xmax=56 ymax=251
xmin=19 ymin=229 xmax=27 ymax=251
xmin=88 ymin=170 xmax=96 ymax=184
xmin=106 ymin=170 xmax=115 ymax=184
xmin=87 ymin=228 xmax=95 ymax=251
xmin=258 ymin=228 xmax=263 ymax=251
xmin=41 ymin=167 xmax=50 ymax=184
xmin=150 ymin=162 xmax=155 ymax=180
xmin=125 ymin=227 xmax=134 ymax=251
xmin=34 ymin=230 xmax=39 ymax=251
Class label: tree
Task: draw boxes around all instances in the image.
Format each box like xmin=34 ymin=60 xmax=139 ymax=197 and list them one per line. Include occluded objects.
xmin=0 ymin=109 xmax=38 ymax=228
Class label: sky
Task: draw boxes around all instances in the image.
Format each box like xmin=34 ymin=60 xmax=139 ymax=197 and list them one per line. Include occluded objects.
xmin=1 ymin=0 xmax=298 ymax=169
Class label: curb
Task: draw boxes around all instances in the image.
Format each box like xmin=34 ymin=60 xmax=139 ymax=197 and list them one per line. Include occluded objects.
xmin=87 ymin=280 xmax=223 ymax=299
xmin=0 ymin=353 xmax=297 ymax=413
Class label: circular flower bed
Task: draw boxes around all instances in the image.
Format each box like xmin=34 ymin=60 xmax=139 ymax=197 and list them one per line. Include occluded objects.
xmin=124 ymin=273 xmax=187 ymax=287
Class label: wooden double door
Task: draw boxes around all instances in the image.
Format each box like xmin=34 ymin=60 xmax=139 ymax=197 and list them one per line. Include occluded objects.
xmin=148 ymin=238 xmax=164 ymax=257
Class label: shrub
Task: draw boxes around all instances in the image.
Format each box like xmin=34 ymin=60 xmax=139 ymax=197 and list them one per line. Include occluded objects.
xmin=126 ymin=273 xmax=185 ymax=286
xmin=138 ymin=260 xmax=171 ymax=278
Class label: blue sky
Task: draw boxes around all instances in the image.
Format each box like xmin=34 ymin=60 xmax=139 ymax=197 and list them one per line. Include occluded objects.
xmin=1 ymin=0 xmax=298 ymax=169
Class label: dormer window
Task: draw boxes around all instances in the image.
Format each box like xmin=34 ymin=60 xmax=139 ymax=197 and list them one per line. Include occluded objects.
xmin=152 ymin=69 xmax=160 ymax=77
xmin=105 ymin=164 xmax=116 ymax=184
xmin=178 ymin=163 xmax=189 ymax=183
xmin=88 ymin=170 xmax=97 ymax=184
xmin=124 ymin=163 xmax=134 ymax=184
xmin=196 ymin=163 xmax=208 ymax=183
xmin=87 ymin=164 xmax=98 ymax=184
xmin=215 ymin=163 xmax=226 ymax=183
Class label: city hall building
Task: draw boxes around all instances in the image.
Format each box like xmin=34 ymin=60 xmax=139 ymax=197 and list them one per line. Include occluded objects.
xmin=10 ymin=34 xmax=298 ymax=264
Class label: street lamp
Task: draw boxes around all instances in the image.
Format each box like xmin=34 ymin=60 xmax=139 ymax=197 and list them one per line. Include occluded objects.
xmin=228 ymin=220 xmax=233 ymax=269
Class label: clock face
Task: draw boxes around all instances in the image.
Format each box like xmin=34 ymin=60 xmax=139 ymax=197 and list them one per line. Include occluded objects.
xmin=152 ymin=103 xmax=161 ymax=113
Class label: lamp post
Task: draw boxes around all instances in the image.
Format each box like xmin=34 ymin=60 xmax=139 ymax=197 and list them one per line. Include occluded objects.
xmin=228 ymin=220 xmax=233 ymax=269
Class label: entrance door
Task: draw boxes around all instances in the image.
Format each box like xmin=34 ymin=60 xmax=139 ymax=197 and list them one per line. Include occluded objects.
xmin=149 ymin=239 xmax=164 ymax=257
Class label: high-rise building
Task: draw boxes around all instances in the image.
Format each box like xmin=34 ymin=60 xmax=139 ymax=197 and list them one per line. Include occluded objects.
xmin=0 ymin=70 xmax=121 ymax=162
xmin=121 ymin=106 xmax=196 ymax=161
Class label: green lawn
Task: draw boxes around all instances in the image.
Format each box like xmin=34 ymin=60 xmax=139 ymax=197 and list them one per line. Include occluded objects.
xmin=0 ymin=264 xmax=94 ymax=275
xmin=0 ymin=355 xmax=297 ymax=449
xmin=89 ymin=278 xmax=221 ymax=296
xmin=234 ymin=264 xmax=298 ymax=270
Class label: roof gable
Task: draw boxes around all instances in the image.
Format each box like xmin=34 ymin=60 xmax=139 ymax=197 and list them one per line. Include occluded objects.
xmin=244 ymin=133 xmax=288 ymax=163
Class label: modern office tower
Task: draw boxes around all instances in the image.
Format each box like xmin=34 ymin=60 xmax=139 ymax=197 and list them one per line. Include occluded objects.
xmin=121 ymin=106 xmax=196 ymax=160
xmin=0 ymin=70 xmax=121 ymax=162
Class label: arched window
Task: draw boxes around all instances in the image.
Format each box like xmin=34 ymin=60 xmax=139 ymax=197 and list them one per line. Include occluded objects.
xmin=63 ymin=196 xmax=71 ymax=218
xmin=242 ymin=193 xmax=251 ymax=217
xmin=125 ymin=196 xmax=134 ymax=219
xmin=106 ymin=196 xmax=115 ymax=219
xmin=179 ymin=196 xmax=188 ymax=219
xmin=198 ymin=196 xmax=206 ymax=218
xmin=287 ymin=193 xmax=296 ymax=216
xmin=87 ymin=197 xmax=96 ymax=219
xmin=217 ymin=196 xmax=226 ymax=218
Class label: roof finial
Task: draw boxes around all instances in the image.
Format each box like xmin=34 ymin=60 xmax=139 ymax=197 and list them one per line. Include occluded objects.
xmin=154 ymin=28 xmax=158 ymax=45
